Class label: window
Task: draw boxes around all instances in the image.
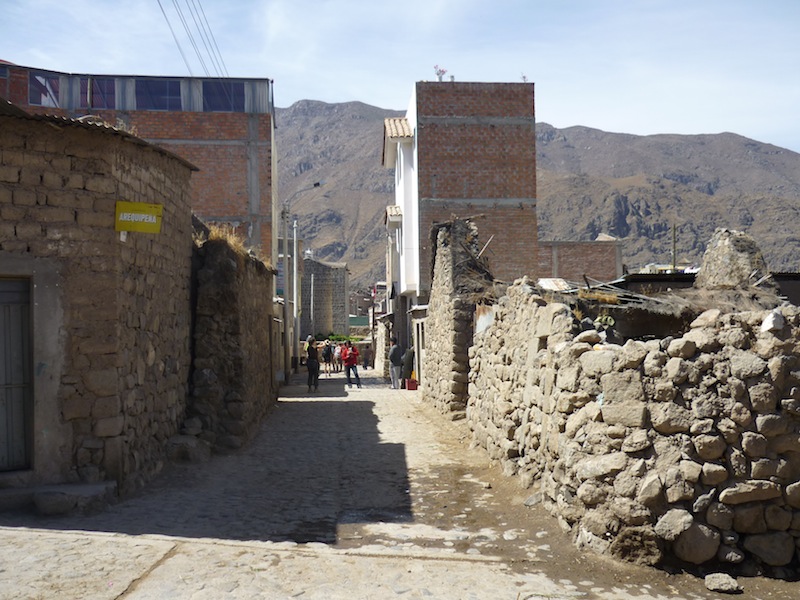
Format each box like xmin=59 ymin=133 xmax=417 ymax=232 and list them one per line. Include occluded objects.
xmin=0 ymin=65 xmax=7 ymax=78
xmin=203 ymin=80 xmax=245 ymax=112
xmin=28 ymin=72 xmax=60 ymax=107
xmin=80 ymin=77 xmax=115 ymax=109
xmin=135 ymin=79 xmax=181 ymax=110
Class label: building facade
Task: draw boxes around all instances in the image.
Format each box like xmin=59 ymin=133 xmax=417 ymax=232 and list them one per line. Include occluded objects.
xmin=300 ymin=257 xmax=349 ymax=339
xmin=0 ymin=105 xmax=195 ymax=493
xmin=0 ymin=61 xmax=277 ymax=256
xmin=383 ymin=81 xmax=539 ymax=349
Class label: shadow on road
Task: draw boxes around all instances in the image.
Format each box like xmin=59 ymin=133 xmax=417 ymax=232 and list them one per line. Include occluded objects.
xmin=0 ymin=372 xmax=412 ymax=545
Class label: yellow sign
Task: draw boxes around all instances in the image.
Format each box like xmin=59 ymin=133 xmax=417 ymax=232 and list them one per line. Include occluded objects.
xmin=115 ymin=201 xmax=163 ymax=234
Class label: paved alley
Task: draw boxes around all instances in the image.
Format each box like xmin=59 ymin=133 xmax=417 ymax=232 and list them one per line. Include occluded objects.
xmin=0 ymin=370 xmax=796 ymax=599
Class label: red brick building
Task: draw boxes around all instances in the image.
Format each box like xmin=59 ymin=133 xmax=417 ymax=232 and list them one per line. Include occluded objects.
xmin=0 ymin=61 xmax=277 ymax=255
xmin=383 ymin=80 xmax=623 ymax=367
xmin=382 ymin=81 xmax=539 ymax=357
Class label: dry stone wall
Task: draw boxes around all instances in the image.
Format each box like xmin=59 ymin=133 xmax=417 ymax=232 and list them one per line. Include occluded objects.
xmin=423 ymin=220 xmax=491 ymax=416
xmin=188 ymin=238 xmax=276 ymax=452
xmin=468 ymin=279 xmax=800 ymax=572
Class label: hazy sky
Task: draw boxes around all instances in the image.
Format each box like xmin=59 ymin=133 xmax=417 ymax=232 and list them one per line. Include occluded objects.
xmin=3 ymin=0 xmax=800 ymax=151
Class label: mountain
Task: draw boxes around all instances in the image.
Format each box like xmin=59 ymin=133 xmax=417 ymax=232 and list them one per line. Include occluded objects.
xmin=276 ymin=101 xmax=800 ymax=293
xmin=275 ymin=101 xmax=401 ymax=292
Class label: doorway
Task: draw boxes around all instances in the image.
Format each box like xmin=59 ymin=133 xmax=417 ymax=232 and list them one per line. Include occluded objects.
xmin=1 ymin=278 xmax=32 ymax=471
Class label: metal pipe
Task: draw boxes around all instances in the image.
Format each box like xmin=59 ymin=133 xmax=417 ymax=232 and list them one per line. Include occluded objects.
xmin=292 ymin=217 xmax=299 ymax=373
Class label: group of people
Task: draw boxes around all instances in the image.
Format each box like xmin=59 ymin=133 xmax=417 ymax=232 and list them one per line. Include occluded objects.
xmin=305 ymin=335 xmax=414 ymax=393
xmin=305 ymin=337 xmax=363 ymax=392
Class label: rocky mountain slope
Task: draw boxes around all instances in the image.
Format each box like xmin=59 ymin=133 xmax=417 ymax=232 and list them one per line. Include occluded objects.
xmin=276 ymin=101 xmax=800 ymax=292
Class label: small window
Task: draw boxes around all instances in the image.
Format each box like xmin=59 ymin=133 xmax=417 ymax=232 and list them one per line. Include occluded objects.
xmin=135 ymin=79 xmax=181 ymax=111
xmin=203 ymin=80 xmax=245 ymax=112
xmin=0 ymin=65 xmax=8 ymax=78
xmin=80 ymin=77 xmax=115 ymax=109
xmin=29 ymin=72 xmax=60 ymax=107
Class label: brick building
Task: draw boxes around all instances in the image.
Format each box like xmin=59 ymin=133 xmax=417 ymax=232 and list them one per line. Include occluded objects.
xmin=0 ymin=61 xmax=277 ymax=255
xmin=538 ymin=240 xmax=623 ymax=282
xmin=382 ymin=80 xmax=622 ymax=381
xmin=383 ymin=81 xmax=539 ymax=349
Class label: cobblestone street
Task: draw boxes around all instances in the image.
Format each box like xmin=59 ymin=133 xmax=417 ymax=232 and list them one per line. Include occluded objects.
xmin=0 ymin=370 xmax=796 ymax=599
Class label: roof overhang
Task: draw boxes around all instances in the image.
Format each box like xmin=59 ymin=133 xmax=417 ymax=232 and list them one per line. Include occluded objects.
xmin=382 ymin=117 xmax=413 ymax=167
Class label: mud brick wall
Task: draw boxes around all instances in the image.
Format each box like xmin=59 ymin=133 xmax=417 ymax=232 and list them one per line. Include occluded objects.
xmin=467 ymin=280 xmax=800 ymax=571
xmin=190 ymin=239 xmax=276 ymax=451
xmin=0 ymin=114 xmax=194 ymax=494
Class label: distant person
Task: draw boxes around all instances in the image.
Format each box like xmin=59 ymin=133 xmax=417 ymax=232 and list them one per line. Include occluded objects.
xmin=321 ymin=340 xmax=333 ymax=376
xmin=362 ymin=344 xmax=372 ymax=369
xmin=388 ymin=337 xmax=403 ymax=389
xmin=342 ymin=340 xmax=361 ymax=388
xmin=306 ymin=335 xmax=320 ymax=393
xmin=401 ymin=345 xmax=415 ymax=388
xmin=334 ymin=342 xmax=343 ymax=372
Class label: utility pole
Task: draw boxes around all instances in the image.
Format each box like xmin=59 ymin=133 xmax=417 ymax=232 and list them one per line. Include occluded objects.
xmin=281 ymin=182 xmax=322 ymax=385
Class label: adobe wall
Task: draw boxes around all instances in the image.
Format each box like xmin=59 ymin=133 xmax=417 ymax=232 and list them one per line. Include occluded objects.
xmin=0 ymin=115 xmax=193 ymax=494
xmin=467 ymin=279 xmax=800 ymax=571
xmin=189 ymin=238 xmax=276 ymax=451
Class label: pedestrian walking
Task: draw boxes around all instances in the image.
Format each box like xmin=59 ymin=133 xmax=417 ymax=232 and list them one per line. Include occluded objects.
xmin=388 ymin=337 xmax=403 ymax=389
xmin=402 ymin=345 xmax=415 ymax=388
xmin=342 ymin=340 xmax=361 ymax=388
xmin=306 ymin=335 xmax=320 ymax=393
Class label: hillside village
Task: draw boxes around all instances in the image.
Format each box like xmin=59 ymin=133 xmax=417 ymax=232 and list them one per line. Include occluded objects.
xmin=3 ymin=61 xmax=800 ymax=596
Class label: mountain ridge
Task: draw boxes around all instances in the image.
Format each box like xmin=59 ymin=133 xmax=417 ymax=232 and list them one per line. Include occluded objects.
xmin=275 ymin=100 xmax=800 ymax=292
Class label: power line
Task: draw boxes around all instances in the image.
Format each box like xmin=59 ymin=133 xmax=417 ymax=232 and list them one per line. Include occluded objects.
xmin=157 ymin=0 xmax=194 ymax=76
xmin=196 ymin=0 xmax=230 ymax=77
xmin=185 ymin=0 xmax=223 ymax=77
xmin=157 ymin=0 xmax=232 ymax=82
xmin=171 ymin=0 xmax=211 ymax=76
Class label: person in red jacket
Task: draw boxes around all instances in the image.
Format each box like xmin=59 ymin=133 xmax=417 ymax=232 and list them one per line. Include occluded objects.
xmin=342 ymin=341 xmax=362 ymax=388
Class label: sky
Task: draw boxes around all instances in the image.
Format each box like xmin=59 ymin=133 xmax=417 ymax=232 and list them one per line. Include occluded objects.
xmin=3 ymin=0 xmax=800 ymax=152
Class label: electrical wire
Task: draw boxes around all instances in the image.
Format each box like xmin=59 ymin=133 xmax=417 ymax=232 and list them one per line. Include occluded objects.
xmin=196 ymin=0 xmax=230 ymax=77
xmin=157 ymin=0 xmax=194 ymax=76
xmin=185 ymin=0 xmax=224 ymax=77
xmin=171 ymin=0 xmax=211 ymax=76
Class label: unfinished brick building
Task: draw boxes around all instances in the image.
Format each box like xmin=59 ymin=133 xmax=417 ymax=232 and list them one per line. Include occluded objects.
xmin=383 ymin=82 xmax=539 ymax=359
xmin=382 ymin=80 xmax=622 ymax=382
xmin=0 ymin=61 xmax=276 ymax=255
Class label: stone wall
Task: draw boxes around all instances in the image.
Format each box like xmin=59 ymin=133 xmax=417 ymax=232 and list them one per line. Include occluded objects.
xmin=0 ymin=113 xmax=194 ymax=494
xmin=467 ymin=279 xmax=800 ymax=571
xmin=189 ymin=238 xmax=276 ymax=452
xmin=300 ymin=257 xmax=349 ymax=338
xmin=422 ymin=220 xmax=491 ymax=415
